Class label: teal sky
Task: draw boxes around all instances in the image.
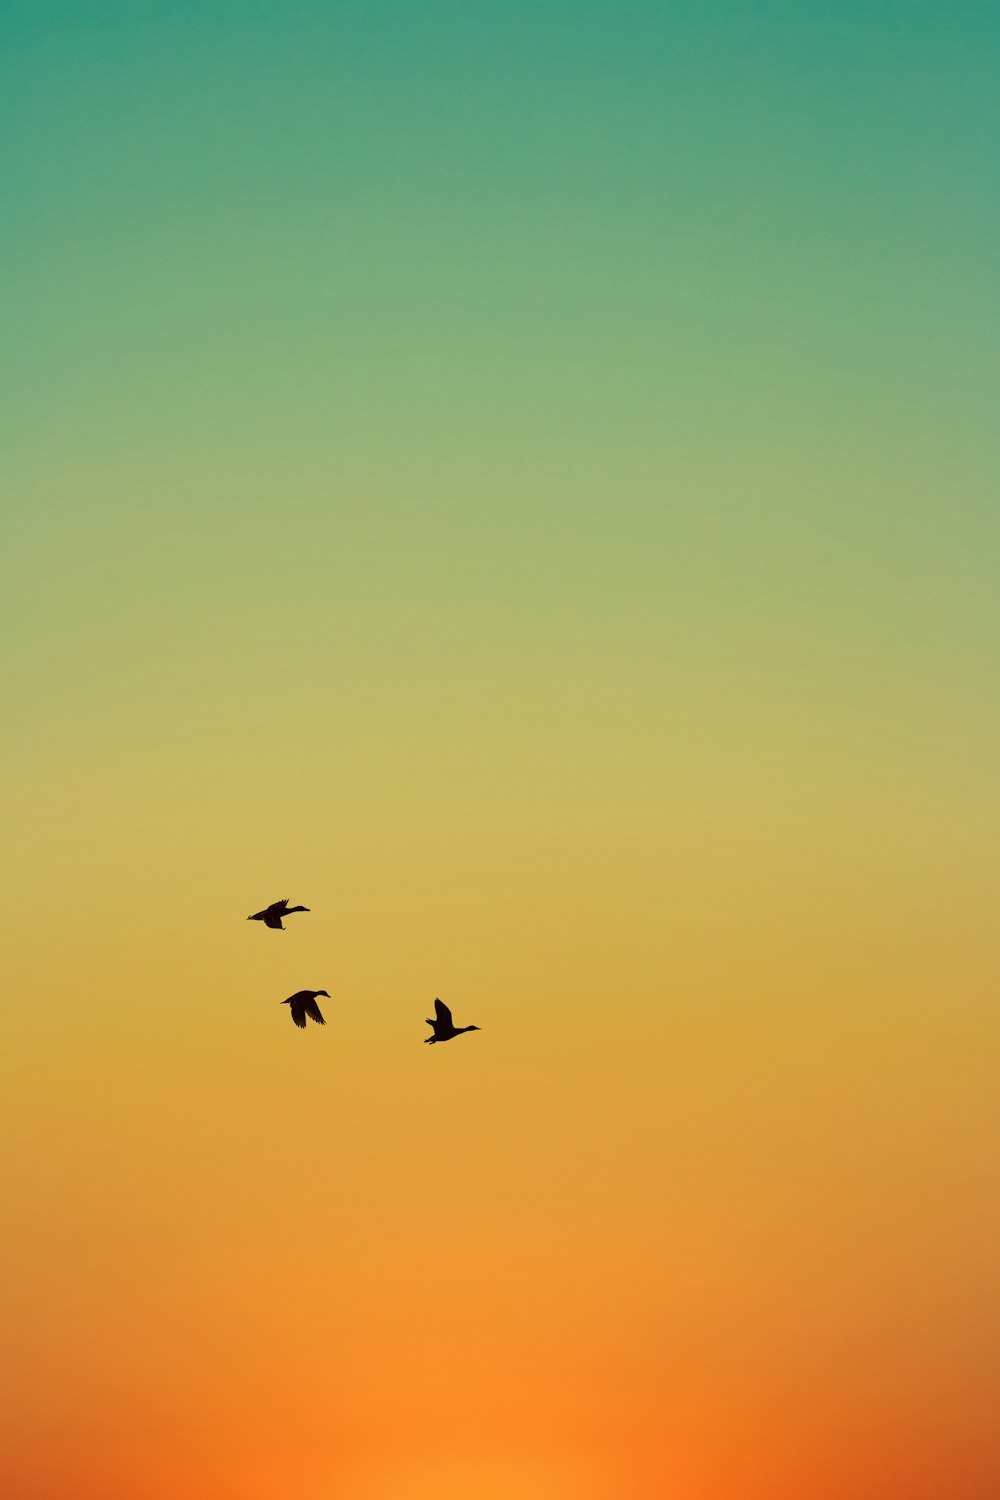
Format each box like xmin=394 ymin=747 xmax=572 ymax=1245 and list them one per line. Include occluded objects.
xmin=6 ymin=1 xmax=999 ymax=470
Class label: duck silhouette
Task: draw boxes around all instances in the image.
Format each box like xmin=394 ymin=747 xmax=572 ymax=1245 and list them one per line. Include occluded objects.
xmin=281 ymin=989 xmax=329 ymax=1029
xmin=248 ymin=898 xmax=309 ymax=930
xmin=424 ymin=997 xmax=480 ymax=1045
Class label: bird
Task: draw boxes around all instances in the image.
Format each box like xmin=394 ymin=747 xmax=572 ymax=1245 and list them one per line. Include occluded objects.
xmin=281 ymin=989 xmax=329 ymax=1029
xmin=247 ymin=898 xmax=309 ymax=930
xmin=424 ymin=997 xmax=480 ymax=1044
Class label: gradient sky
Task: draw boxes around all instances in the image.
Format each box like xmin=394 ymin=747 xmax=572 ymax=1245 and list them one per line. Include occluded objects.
xmin=3 ymin=4 xmax=1000 ymax=1498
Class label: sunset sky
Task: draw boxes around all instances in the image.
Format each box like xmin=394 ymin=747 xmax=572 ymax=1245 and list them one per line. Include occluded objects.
xmin=3 ymin=3 xmax=999 ymax=1497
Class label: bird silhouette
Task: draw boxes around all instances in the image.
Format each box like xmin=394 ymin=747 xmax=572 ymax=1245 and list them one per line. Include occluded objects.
xmin=248 ymin=898 xmax=309 ymax=930
xmin=424 ymin=997 xmax=480 ymax=1044
xmin=281 ymin=989 xmax=329 ymax=1028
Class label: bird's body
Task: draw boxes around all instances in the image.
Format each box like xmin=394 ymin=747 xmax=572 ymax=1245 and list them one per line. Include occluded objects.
xmin=281 ymin=989 xmax=329 ymax=1028
xmin=248 ymin=898 xmax=309 ymax=930
xmin=424 ymin=997 xmax=480 ymax=1044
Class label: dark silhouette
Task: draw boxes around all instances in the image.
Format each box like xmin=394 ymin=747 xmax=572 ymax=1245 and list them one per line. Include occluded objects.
xmin=424 ymin=997 xmax=480 ymax=1045
xmin=281 ymin=989 xmax=329 ymax=1028
xmin=248 ymin=898 xmax=309 ymax=930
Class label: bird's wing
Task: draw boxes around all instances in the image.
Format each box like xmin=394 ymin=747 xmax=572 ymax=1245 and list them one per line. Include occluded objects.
xmin=264 ymin=913 xmax=284 ymax=929
xmin=434 ymin=998 xmax=453 ymax=1027
xmin=303 ymin=996 xmax=326 ymax=1025
xmin=289 ymin=998 xmax=307 ymax=1028
xmin=274 ymin=898 xmax=290 ymax=911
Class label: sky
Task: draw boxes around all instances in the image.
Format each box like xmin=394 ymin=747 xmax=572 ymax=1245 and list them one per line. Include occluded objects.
xmin=2 ymin=3 xmax=999 ymax=1497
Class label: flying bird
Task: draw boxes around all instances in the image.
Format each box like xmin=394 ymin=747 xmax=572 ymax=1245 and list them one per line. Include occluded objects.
xmin=424 ymin=997 xmax=480 ymax=1045
xmin=281 ymin=989 xmax=329 ymax=1029
xmin=248 ymin=898 xmax=309 ymax=930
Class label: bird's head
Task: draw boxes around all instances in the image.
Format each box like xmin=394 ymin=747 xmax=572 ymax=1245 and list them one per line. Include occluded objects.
xmin=315 ymin=990 xmax=330 ymax=998
xmin=466 ymin=1024 xmax=481 ymax=1032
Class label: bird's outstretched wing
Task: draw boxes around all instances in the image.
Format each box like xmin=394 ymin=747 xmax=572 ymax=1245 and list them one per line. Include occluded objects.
xmin=274 ymin=898 xmax=290 ymax=911
xmin=303 ymin=996 xmax=326 ymax=1025
xmin=434 ymin=998 xmax=452 ymax=1027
